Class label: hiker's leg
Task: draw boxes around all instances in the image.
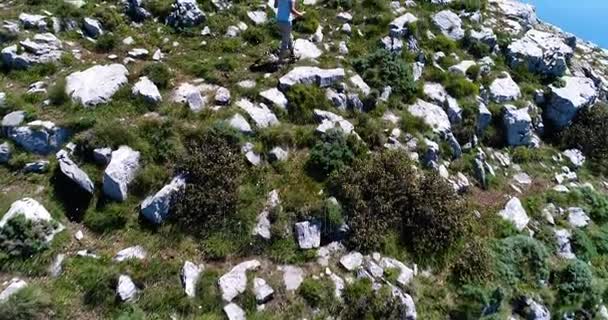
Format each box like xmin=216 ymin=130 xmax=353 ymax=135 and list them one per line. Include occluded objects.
xmin=278 ymin=22 xmax=291 ymax=58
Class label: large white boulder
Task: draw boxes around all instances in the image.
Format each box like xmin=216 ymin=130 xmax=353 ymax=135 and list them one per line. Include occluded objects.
xmin=279 ymin=66 xmax=345 ymax=90
xmin=181 ymin=261 xmax=204 ymax=297
xmin=1 ymin=33 xmax=63 ymax=70
xmin=314 ymin=109 xmax=355 ymax=134
xmin=56 ymin=149 xmax=94 ymax=194
xmin=507 ymin=29 xmax=573 ymax=77
xmin=66 ymin=64 xmax=129 ymax=107
xmin=489 ymin=72 xmax=521 ymax=103
xmin=546 ymin=76 xmax=598 ymax=129
xmin=166 ymin=0 xmax=206 ymax=28
xmin=407 ymin=99 xmax=451 ymax=133
xmin=132 ymin=77 xmax=162 ymax=104
xmin=223 ymin=303 xmax=246 ymax=320
xmin=278 ymin=265 xmax=304 ymax=291
xmin=502 ymin=105 xmax=533 ymax=146
xmin=8 ymin=120 xmax=69 ymax=155
xmin=117 ymin=275 xmax=138 ymax=302
xmin=295 ymin=221 xmax=321 ymax=249
xmin=218 ymin=260 xmax=261 ymax=301
xmin=294 ymin=39 xmax=322 ymax=60
xmin=0 ymin=198 xmax=64 ymax=242
xmin=490 ymin=0 xmax=537 ymax=25
xmin=389 ymin=13 xmax=418 ymax=36
xmin=141 ymin=175 xmax=186 ymax=224
xmin=236 ymin=99 xmax=279 ymax=129
xmin=103 ymin=146 xmax=140 ymax=202
xmin=432 ymin=10 xmax=464 ymax=40
xmin=0 ymin=278 xmax=27 ymax=302
xmin=259 ymin=88 xmax=288 ymax=110
xmin=340 ymin=251 xmax=363 ymax=271
xmin=498 ymin=197 xmax=529 ymax=231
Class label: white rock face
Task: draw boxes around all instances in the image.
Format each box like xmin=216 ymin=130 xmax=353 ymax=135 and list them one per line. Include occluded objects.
xmin=279 ymin=66 xmax=345 ymax=90
xmin=391 ymin=286 xmax=417 ymax=320
xmin=507 ymin=29 xmax=573 ymax=77
xmin=349 ymin=75 xmax=371 ymax=96
xmin=498 ymin=197 xmax=529 ymax=231
xmin=340 ymin=251 xmax=363 ymax=271
xmin=141 ymin=175 xmax=186 ymax=224
xmin=218 ymin=260 xmax=261 ymax=301
xmin=448 ymin=60 xmax=476 ymax=76
xmin=19 ymin=13 xmax=46 ymax=29
xmin=562 ymin=149 xmax=585 ymax=168
xmin=490 ymin=0 xmax=537 ymax=25
xmin=546 ymin=76 xmax=598 ymax=128
xmin=0 ymin=198 xmax=54 ymax=231
xmin=8 ymin=120 xmax=70 ymax=155
xmin=181 ymin=261 xmax=204 ymax=298
xmin=83 ymin=17 xmax=103 ymax=38
xmin=259 ymin=88 xmax=287 ymax=110
xmin=503 ymin=105 xmax=532 ymax=146
xmin=166 ymin=0 xmax=206 ymax=28
xmin=252 ymin=190 xmax=280 ymax=240
xmin=294 ymin=39 xmax=322 ymax=60
xmin=236 ymin=99 xmax=279 ymax=129
xmin=253 ymin=277 xmax=274 ymax=303
xmin=132 ymin=77 xmax=162 ymax=104
xmin=66 ymin=64 xmax=129 ymax=107
xmin=278 ymin=265 xmax=304 ymax=291
xmin=295 ymin=221 xmax=321 ymax=249
xmin=314 ymin=109 xmax=355 ymax=134
xmin=568 ymin=207 xmax=590 ymax=228
xmin=247 ymin=10 xmax=267 ymax=25
xmin=554 ymin=228 xmax=575 ymax=259
xmin=432 ymin=10 xmax=464 ymax=40
xmin=223 ymin=303 xmax=246 ymax=320
xmin=490 ymin=73 xmax=521 ymax=103
xmin=103 ymin=146 xmax=140 ymax=202
xmin=1 ymin=33 xmax=63 ymax=69
xmin=56 ymin=150 xmax=94 ymax=194
xmin=172 ymin=83 xmax=206 ymax=112
xmin=117 ymin=275 xmax=138 ymax=302
xmin=114 ymin=246 xmax=147 ymax=262
xmin=0 ymin=278 xmax=27 ymax=302
xmin=228 ymin=113 xmax=252 ymax=134
xmin=389 ymin=13 xmax=418 ymax=36
xmin=379 ymin=257 xmax=415 ymax=286
xmin=49 ymin=253 xmax=65 ymax=278
xmin=408 ymin=99 xmax=451 ymax=133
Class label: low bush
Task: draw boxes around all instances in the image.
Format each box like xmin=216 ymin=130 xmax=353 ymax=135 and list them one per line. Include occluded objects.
xmin=142 ymin=63 xmax=172 ymax=89
xmin=493 ymin=235 xmax=550 ymax=287
xmin=307 ymin=129 xmax=367 ymax=178
xmin=450 ymin=239 xmax=494 ymax=284
xmin=68 ymin=259 xmax=118 ymax=307
xmin=554 ymin=259 xmax=596 ymax=306
xmin=331 ymin=151 xmax=472 ymax=261
xmin=0 ymin=285 xmax=52 ymax=320
xmin=84 ymin=204 xmax=128 ymax=233
xmin=174 ymin=129 xmax=245 ymax=237
xmin=562 ymin=103 xmax=608 ymax=174
xmin=298 ymin=278 xmax=333 ymax=308
xmin=353 ymin=49 xmax=418 ymax=100
xmin=285 ymin=84 xmax=331 ymax=124
xmin=48 ymin=79 xmax=69 ymax=106
xmin=293 ymin=10 xmax=320 ymax=34
xmin=444 ymin=74 xmax=479 ymax=98
xmin=242 ymin=27 xmax=266 ymax=45
xmin=0 ymin=215 xmax=55 ymax=260
xmin=450 ymin=0 xmax=487 ymax=12
xmin=95 ymin=33 xmax=117 ymax=52
xmin=148 ymin=0 xmax=173 ymax=19
xmin=341 ymin=278 xmax=401 ymax=319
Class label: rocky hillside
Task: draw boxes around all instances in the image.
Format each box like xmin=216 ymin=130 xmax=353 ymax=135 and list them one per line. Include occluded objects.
xmin=1 ymin=0 xmax=608 ymax=319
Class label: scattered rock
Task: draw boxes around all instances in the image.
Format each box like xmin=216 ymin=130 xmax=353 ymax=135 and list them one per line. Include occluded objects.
xmin=117 ymin=275 xmax=138 ymax=302
xmin=219 ymin=260 xmax=261 ymax=301
xmin=279 ymin=265 xmax=304 ymax=291
xmin=0 ymin=142 xmax=11 ymax=163
xmin=489 ymin=72 xmax=521 ymax=103
xmin=103 ymin=146 xmax=140 ymax=202
xmin=498 ymin=197 xmax=529 ymax=231
xmin=554 ymin=228 xmax=575 ymax=259
xmin=141 ymin=175 xmax=186 ymax=224
xmin=294 ymin=39 xmax=322 ymax=60
xmin=181 ymin=261 xmax=204 ymax=298
xmin=132 ymin=77 xmax=162 ymax=104
xmin=340 ymin=251 xmax=363 ymax=271
xmin=503 ymin=105 xmax=532 ymax=146
xmin=236 ymin=99 xmax=279 ymax=129
xmin=295 ymin=221 xmax=321 ymax=249
xmin=252 ymin=190 xmax=280 ymax=240
xmin=432 ymin=10 xmax=464 ymax=40
xmin=259 ymin=88 xmax=288 ymax=110
xmin=247 ymin=11 xmax=267 ymax=25
xmin=279 ymin=66 xmax=345 ymax=90
xmin=0 ymin=278 xmax=27 ymax=303
xmin=269 ymin=146 xmax=288 ymax=162
xmin=56 ymin=150 xmax=94 ymax=195
xmin=167 ymin=0 xmax=206 ymax=28
xmin=8 ymin=120 xmax=69 ymax=155
xmin=568 ymin=207 xmax=590 ymax=228
xmin=507 ymin=29 xmax=573 ymax=77
xmin=546 ymin=76 xmax=598 ymax=129
xmin=562 ymin=149 xmax=585 ymax=168
xmin=66 ymin=64 xmax=129 ymax=107
xmin=223 ymin=303 xmax=246 ymax=320
xmin=408 ymin=99 xmax=451 ymax=133
xmin=114 ymin=245 xmax=147 ymax=262
xmin=253 ymin=277 xmax=274 ymax=304
xmin=49 ymin=254 xmax=66 ymax=278
xmin=314 ymin=109 xmax=355 ymax=134
xmin=83 ymin=17 xmax=103 ymax=38
xmin=1 ymin=33 xmax=63 ymax=70
xmin=228 ymin=113 xmax=253 ymax=134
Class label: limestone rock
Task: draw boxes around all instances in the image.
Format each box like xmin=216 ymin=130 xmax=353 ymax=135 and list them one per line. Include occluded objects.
xmin=103 ymin=146 xmax=140 ymax=202
xmin=223 ymin=303 xmax=246 ymax=320
xmin=295 ymin=221 xmax=321 ymax=249
xmin=279 ymin=66 xmax=345 ymax=90
xmin=253 ymin=277 xmax=274 ymax=304
xmin=66 ymin=64 xmax=129 ymax=107
xmin=408 ymin=99 xmax=451 ymax=133
xmin=554 ymin=228 xmax=575 ymax=259
xmin=568 ymin=207 xmax=590 ymax=228
xmin=117 ymin=275 xmax=138 ymax=302
xmin=259 ymin=88 xmax=287 ymax=110
xmin=294 ymin=39 xmax=322 ymax=60
xmin=503 ymin=105 xmax=532 ymax=146
xmin=83 ymin=17 xmax=103 ymax=38
xmin=8 ymin=120 xmax=69 ymax=155
xmin=141 ymin=175 xmax=186 ymax=224
xmin=340 ymin=251 xmax=363 ymax=271
xmin=218 ymin=260 xmax=261 ymax=301
xmin=236 ymin=99 xmax=279 ymax=129
xmin=314 ymin=109 xmax=355 ymax=134
xmin=124 ymin=0 xmax=152 ymax=21
xmin=132 ymin=77 xmax=162 ymax=104
xmin=228 ymin=113 xmax=252 ymax=134
xmin=0 ymin=142 xmax=10 ymax=163
xmin=247 ymin=11 xmax=267 ymax=25
xmin=490 ymin=72 xmax=521 ymax=103
xmin=562 ymin=149 xmax=585 ymax=168
xmin=507 ymin=29 xmax=573 ymax=77
xmin=181 ymin=261 xmax=204 ymax=298
xmin=546 ymin=76 xmax=597 ymax=129
xmin=269 ymin=146 xmax=288 ymax=162
xmin=1 ymin=33 xmax=63 ymax=69
xmin=167 ymin=0 xmax=206 ymax=28
xmin=0 ymin=278 xmax=27 ymax=303
xmin=252 ymin=190 xmax=280 ymax=240
xmin=279 ymin=265 xmax=304 ymax=291
xmin=498 ymin=197 xmax=529 ymax=231
xmin=56 ymin=149 xmax=94 ymax=194
xmin=0 ymin=198 xmax=63 ymax=242
xmin=114 ymin=245 xmax=147 ymax=262
xmin=432 ymin=10 xmax=464 ymax=40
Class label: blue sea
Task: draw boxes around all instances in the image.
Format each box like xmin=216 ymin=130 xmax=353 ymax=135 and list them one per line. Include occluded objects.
xmin=522 ymin=0 xmax=608 ymax=48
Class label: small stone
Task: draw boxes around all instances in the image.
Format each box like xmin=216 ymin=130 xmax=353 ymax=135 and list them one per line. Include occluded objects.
xmin=340 ymin=252 xmax=363 ymax=271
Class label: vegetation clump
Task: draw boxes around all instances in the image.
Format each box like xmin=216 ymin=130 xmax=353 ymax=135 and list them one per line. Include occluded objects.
xmin=353 ymin=49 xmax=418 ymax=100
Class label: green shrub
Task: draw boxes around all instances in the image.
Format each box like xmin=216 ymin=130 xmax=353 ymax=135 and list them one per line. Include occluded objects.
xmin=285 ymin=84 xmax=332 ymax=124
xmin=353 ymin=49 xmax=418 ymax=100
xmin=242 ymin=27 xmax=266 ymax=45
xmin=0 ymin=285 xmax=52 ymax=320
xmin=142 ymin=63 xmax=172 ymax=89
xmin=293 ymin=10 xmax=320 ymax=34
xmin=93 ymin=7 xmax=123 ymax=31
xmin=341 ymin=278 xmax=401 ymax=319
xmin=571 ymin=229 xmax=597 ymax=262
xmin=325 ymin=0 xmax=353 ymax=10
xmin=452 ymin=286 xmax=503 ymax=319
xmin=427 ymin=35 xmax=458 ymax=53
xmin=331 ymin=151 xmax=472 ymax=261
xmin=68 ymin=259 xmax=118 ymax=307
xmin=562 ymin=104 xmax=608 ymax=174
xmin=555 ymin=259 xmax=595 ymax=305
xmin=493 ymin=235 xmax=550 ymax=287
xmin=84 ymin=204 xmax=128 ymax=233
xmin=0 ymin=215 xmax=55 ymax=260
xmin=148 ymin=0 xmax=173 ymax=19
xmin=298 ymin=278 xmax=333 ymax=308
xmin=451 ymin=239 xmax=494 ymax=284
xmin=355 ymin=113 xmax=387 ymax=149
xmin=48 ymin=79 xmax=69 ymax=106
xmin=214 ymin=56 xmax=238 ymax=72
xmin=444 ymin=74 xmax=479 ymax=98
xmin=95 ymin=33 xmax=118 ymax=52
xmin=174 ymin=129 xmax=245 ymax=237
xmin=307 ymin=129 xmax=367 ymax=178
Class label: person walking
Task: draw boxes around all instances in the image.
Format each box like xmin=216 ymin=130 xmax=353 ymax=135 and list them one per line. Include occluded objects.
xmin=275 ymin=0 xmax=305 ymax=62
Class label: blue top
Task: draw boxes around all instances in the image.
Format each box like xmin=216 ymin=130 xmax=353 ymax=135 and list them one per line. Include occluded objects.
xmin=277 ymin=0 xmax=292 ymax=23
